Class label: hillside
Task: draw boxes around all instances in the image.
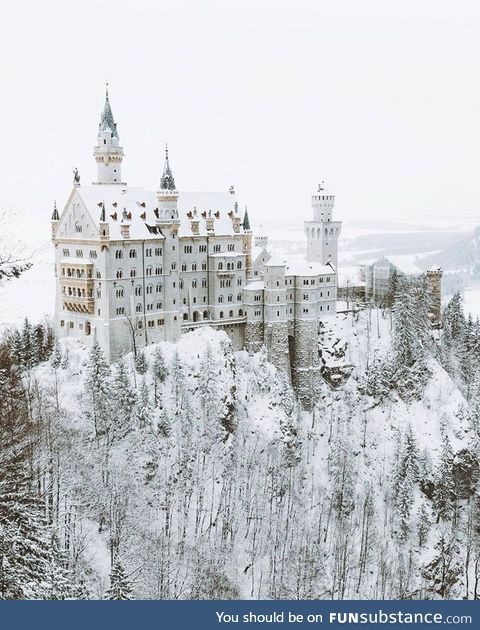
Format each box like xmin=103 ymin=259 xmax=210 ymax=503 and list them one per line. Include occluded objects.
xmin=418 ymin=227 xmax=480 ymax=273
xmin=14 ymin=302 xmax=478 ymax=600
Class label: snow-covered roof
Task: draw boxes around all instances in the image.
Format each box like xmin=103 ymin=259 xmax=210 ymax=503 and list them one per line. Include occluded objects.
xmin=284 ymin=260 xmax=335 ymax=277
xmin=252 ymin=245 xmax=269 ymax=261
xmin=69 ymin=185 xmax=245 ymax=240
xmin=370 ymin=255 xmax=422 ymax=276
xmin=264 ymin=255 xmax=285 ymax=267
xmin=244 ymin=280 xmax=265 ymax=291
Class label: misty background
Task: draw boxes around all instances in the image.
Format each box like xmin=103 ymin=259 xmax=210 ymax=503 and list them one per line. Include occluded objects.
xmin=2 ymin=0 xmax=480 ymax=323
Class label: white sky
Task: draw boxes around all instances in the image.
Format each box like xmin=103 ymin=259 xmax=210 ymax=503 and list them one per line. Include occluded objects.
xmin=1 ymin=0 xmax=480 ymax=240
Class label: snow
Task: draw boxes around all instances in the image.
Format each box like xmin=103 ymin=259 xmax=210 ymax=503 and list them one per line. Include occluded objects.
xmin=244 ymin=280 xmax=264 ymax=290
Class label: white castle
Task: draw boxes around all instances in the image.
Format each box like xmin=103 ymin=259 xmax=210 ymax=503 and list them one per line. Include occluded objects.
xmin=52 ymin=89 xmax=342 ymax=403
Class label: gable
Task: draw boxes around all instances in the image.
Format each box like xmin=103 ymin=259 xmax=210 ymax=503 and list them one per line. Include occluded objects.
xmin=56 ymin=188 xmax=100 ymax=240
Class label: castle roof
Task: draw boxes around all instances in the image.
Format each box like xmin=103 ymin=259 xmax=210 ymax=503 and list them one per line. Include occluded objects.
xmin=67 ymin=185 xmax=245 ymax=240
xmin=99 ymin=88 xmax=118 ymax=139
xmin=284 ymin=260 xmax=335 ymax=276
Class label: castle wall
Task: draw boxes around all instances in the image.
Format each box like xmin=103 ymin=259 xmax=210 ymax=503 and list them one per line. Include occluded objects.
xmin=291 ymin=318 xmax=322 ymax=409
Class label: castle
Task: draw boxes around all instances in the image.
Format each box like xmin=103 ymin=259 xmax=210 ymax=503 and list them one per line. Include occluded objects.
xmin=52 ymin=89 xmax=341 ymax=403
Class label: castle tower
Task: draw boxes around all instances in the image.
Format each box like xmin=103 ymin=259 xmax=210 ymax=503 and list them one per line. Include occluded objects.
xmin=304 ymin=182 xmax=341 ymax=266
xmin=93 ymin=85 xmax=125 ymax=185
xmin=426 ymin=266 xmax=443 ymax=327
xmin=263 ymin=257 xmax=290 ymax=378
xmin=156 ymin=146 xmax=181 ymax=343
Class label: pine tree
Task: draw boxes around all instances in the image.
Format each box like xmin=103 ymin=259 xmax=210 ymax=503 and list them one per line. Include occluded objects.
xmin=152 ymin=347 xmax=167 ymax=403
xmin=393 ymin=426 xmax=418 ymax=540
xmin=171 ymin=350 xmax=186 ymax=413
xmin=417 ymin=501 xmax=431 ymax=547
xmin=20 ymin=318 xmax=34 ymax=369
xmin=84 ymin=342 xmax=111 ymax=438
xmin=50 ymin=341 xmax=62 ymax=369
xmin=135 ymin=379 xmax=154 ymax=430
xmin=105 ymin=560 xmax=132 ymax=600
xmin=111 ymin=360 xmax=137 ymax=438
xmin=134 ymin=349 xmax=148 ymax=375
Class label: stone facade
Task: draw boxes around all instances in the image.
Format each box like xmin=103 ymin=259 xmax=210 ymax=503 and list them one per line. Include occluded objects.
xmin=52 ymin=90 xmax=343 ymax=407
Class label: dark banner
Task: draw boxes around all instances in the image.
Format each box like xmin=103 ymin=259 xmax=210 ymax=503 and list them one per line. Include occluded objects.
xmin=0 ymin=600 xmax=477 ymax=629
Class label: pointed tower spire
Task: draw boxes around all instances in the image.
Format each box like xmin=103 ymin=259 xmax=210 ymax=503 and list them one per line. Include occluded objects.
xmin=51 ymin=200 xmax=60 ymax=221
xmin=242 ymin=206 xmax=251 ymax=231
xmin=99 ymin=81 xmax=118 ymax=138
xmin=160 ymin=144 xmax=176 ymax=190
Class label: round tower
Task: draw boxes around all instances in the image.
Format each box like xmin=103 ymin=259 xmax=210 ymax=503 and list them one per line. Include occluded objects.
xmin=305 ymin=181 xmax=342 ymax=267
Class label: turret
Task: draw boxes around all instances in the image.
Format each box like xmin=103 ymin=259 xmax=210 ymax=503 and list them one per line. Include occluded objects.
xmin=51 ymin=200 xmax=60 ymax=238
xmin=156 ymin=145 xmax=179 ymax=222
xmin=93 ymin=84 xmax=125 ymax=185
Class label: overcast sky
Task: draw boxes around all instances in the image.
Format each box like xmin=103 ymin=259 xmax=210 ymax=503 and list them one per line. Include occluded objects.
xmin=1 ymin=0 xmax=480 ymax=238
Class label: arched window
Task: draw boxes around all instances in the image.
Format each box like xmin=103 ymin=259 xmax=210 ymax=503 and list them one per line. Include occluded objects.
xmin=135 ymin=285 xmax=142 ymax=296
xmin=203 ymin=310 xmax=209 ymax=319
xmin=229 ymin=310 xmax=233 ymax=318
xmin=218 ymin=262 xmax=223 ymax=270
xmin=130 ymin=269 xmax=136 ymax=277
xmin=116 ymin=270 xmax=123 ymax=279
xmin=129 ymin=249 xmax=137 ymax=258
xmin=239 ymin=309 xmax=243 ymax=317
xmin=219 ymin=311 xmax=224 ymax=319
xmin=183 ymin=313 xmax=188 ymax=321
xmin=156 ymin=284 xmax=162 ymax=293
xmin=237 ymin=261 xmax=242 ymax=269
xmin=85 ymin=322 xmax=91 ymax=336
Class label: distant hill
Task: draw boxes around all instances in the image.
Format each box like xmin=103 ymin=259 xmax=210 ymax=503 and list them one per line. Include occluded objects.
xmin=417 ymin=226 xmax=480 ymax=272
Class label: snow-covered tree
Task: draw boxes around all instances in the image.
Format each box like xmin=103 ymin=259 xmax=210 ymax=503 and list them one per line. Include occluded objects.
xmin=105 ymin=560 xmax=132 ymax=600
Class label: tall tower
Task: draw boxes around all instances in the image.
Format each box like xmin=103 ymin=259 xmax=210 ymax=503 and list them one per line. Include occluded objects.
xmin=93 ymin=85 xmax=125 ymax=185
xmin=304 ymin=182 xmax=341 ymax=266
xmin=156 ymin=146 xmax=181 ymax=343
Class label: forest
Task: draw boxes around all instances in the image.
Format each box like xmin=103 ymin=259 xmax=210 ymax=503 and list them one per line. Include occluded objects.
xmin=1 ymin=273 xmax=480 ymax=600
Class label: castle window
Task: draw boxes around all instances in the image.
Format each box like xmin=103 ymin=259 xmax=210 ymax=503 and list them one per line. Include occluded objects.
xmin=69 ymin=322 xmax=74 ymax=328
xmin=60 ymin=320 xmax=65 ymax=327
xmin=183 ymin=313 xmax=188 ymax=321
xmin=202 ymin=263 xmax=207 ymax=271
xmin=192 ymin=280 xmax=197 ymax=288
xmin=129 ymin=250 xmax=137 ymax=258
xmin=76 ymin=249 xmax=83 ymax=257
xmin=228 ymin=295 xmax=233 ymax=302
xmin=326 ymin=277 xmax=331 ymax=282
xmin=214 ymin=244 xmax=221 ymax=253
xmin=75 ymin=225 xmax=82 ymax=233
xmin=173 ymin=316 xmax=177 ymax=321
xmin=237 ymin=278 xmax=242 ymax=286
xmin=179 ymin=281 xmax=184 ymax=289
xmin=203 ymin=296 xmax=206 ymax=302
xmin=89 ymin=250 xmax=97 ymax=259
xmin=237 ymin=293 xmax=242 ymax=301
xmin=116 ymin=270 xmax=123 ymax=279
xmin=136 ymin=303 xmax=142 ymax=313
xmin=156 ymin=302 xmax=162 ymax=309
xmin=62 ymin=249 xmax=70 ymax=257
xmin=146 ymin=267 xmax=153 ymax=276
xmin=327 ymin=291 xmax=330 ymax=296
xmin=320 ymin=277 xmax=324 ymax=283
xmin=116 ymin=307 xmax=126 ymax=315
xmin=254 ymin=310 xmax=261 ymax=316
xmin=219 ymin=311 xmax=224 ymax=318
xmin=146 ymin=248 xmax=152 ymax=257
xmin=229 ymin=310 xmax=233 ymax=317
xmin=171 ymin=263 xmax=176 ymax=270
xmin=193 ymin=297 xmax=197 ymax=303
xmin=182 ymin=264 xmax=187 ymax=272
xmin=96 ymin=271 xmax=101 ymax=279
xmin=254 ymin=294 xmax=261 ymax=302
xmin=202 ymin=279 xmax=207 ymax=287
xmin=277 ymin=296 xmax=280 ymax=302
xmin=327 ymin=305 xmax=330 ymax=310
xmin=237 ymin=261 xmax=242 ymax=269
xmin=192 ymin=263 xmax=197 ymax=271
xmin=184 ymin=245 xmax=193 ymax=254
xmin=156 ymin=284 xmax=162 ymax=293
xmin=130 ymin=269 xmax=136 ymax=277
xmin=239 ymin=309 xmax=243 ymax=316
xmin=158 ymin=318 xmax=164 ymax=326
xmin=183 ymin=298 xmax=186 ymax=305
xmin=203 ymin=311 xmax=208 ymax=319
xmin=320 ymin=305 xmax=323 ymax=311
xmin=116 ymin=288 xmax=124 ymax=298
xmin=155 ymin=267 xmax=162 ymax=275
xmin=303 ymin=308 xmax=309 ymax=314
xmin=199 ymin=245 xmax=207 ymax=253
xmin=303 ymin=294 xmax=308 ymax=300
xmin=135 ymin=285 xmax=142 ymax=296
xmin=228 ymin=244 xmax=234 ymax=252
xmin=147 ymin=304 xmax=153 ymax=311
xmin=155 ymin=247 xmax=162 ymax=256
xmin=218 ymin=262 xmax=223 ymax=270
xmin=277 ymin=310 xmax=280 ymax=316
xmin=147 ymin=284 xmax=153 ymax=294
xmin=218 ymin=296 xmax=224 ymax=303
